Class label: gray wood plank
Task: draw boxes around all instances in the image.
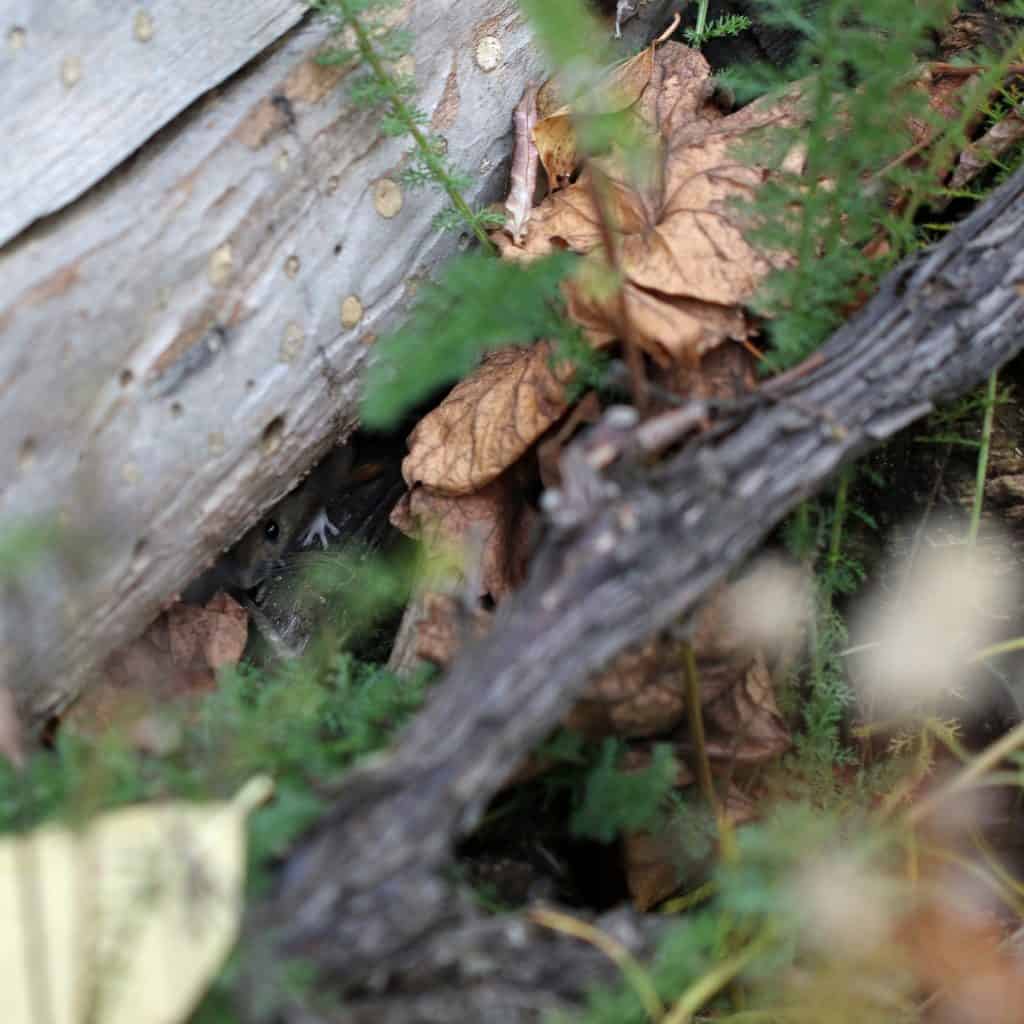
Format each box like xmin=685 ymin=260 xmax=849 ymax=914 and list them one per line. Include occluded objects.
xmin=0 ymin=0 xmax=307 ymax=246
xmin=0 ymin=0 xmax=553 ymax=723
xmin=0 ymin=0 xmax=678 ymax=723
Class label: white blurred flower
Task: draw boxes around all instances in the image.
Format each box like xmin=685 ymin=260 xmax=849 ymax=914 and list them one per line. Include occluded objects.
xmin=725 ymin=555 xmax=810 ymax=655
xmin=795 ymin=855 xmax=899 ymax=959
xmin=851 ymin=540 xmax=1018 ymax=714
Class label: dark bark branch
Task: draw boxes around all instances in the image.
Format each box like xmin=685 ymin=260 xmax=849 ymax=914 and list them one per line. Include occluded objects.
xmin=250 ymin=161 xmax=1024 ymax=1013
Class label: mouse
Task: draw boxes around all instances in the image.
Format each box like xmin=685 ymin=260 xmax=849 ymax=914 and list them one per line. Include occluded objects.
xmin=220 ymin=443 xmax=356 ymax=592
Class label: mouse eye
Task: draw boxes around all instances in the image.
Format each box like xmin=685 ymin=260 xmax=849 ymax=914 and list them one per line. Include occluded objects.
xmin=263 ymin=519 xmax=280 ymax=541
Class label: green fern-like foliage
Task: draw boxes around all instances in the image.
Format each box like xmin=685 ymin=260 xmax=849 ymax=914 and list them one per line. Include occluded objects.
xmin=731 ymin=0 xmax=1024 ymax=369
xmin=312 ymin=0 xmax=502 ymax=246
xmin=570 ymin=738 xmax=678 ymax=843
xmin=360 ymin=251 xmax=586 ymax=427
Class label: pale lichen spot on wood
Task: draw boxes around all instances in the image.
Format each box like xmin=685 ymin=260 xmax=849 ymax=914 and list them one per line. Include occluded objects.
xmin=359 ymin=332 xmax=377 ymax=346
xmin=7 ymin=26 xmax=26 ymax=51
xmin=284 ymin=255 xmax=301 ymax=279
xmin=61 ymin=55 xmax=82 ymax=88
xmin=281 ymin=322 xmax=304 ymax=362
xmin=133 ymin=9 xmax=154 ymax=43
xmin=208 ymin=244 xmax=233 ymax=287
xmin=341 ymin=295 xmax=363 ymax=329
xmin=475 ymin=35 xmax=502 ymax=71
xmin=121 ymin=462 xmax=141 ymax=484
xmin=276 ymin=148 xmax=291 ymax=174
xmin=208 ymin=432 xmax=226 ymax=456
xmin=373 ymin=178 xmax=403 ymax=218
xmin=326 ymin=175 xmax=341 ymax=195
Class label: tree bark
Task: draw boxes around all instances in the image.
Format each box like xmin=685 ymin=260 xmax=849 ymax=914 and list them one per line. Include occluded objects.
xmin=0 ymin=0 xmax=676 ymax=724
xmin=250 ymin=162 xmax=1024 ymax=1013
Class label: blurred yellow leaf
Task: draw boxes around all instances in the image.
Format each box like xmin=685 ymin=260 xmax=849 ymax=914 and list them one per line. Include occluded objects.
xmin=0 ymin=776 xmax=272 ymax=1024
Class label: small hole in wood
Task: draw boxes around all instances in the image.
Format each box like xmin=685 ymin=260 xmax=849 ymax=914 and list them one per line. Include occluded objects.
xmin=119 ymin=368 xmax=134 ymax=387
xmin=131 ymin=537 xmax=148 ymax=570
xmin=261 ymin=416 xmax=286 ymax=455
xmin=18 ymin=437 xmax=37 ymax=470
xmin=170 ymin=401 xmax=184 ymax=419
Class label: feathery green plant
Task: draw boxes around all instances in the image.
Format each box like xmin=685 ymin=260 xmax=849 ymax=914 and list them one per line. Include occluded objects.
xmin=312 ymin=0 xmax=503 ymax=248
xmin=685 ymin=1 xmax=752 ymax=47
xmin=731 ymin=0 xmax=1024 ymax=370
xmin=360 ymin=250 xmax=586 ymax=427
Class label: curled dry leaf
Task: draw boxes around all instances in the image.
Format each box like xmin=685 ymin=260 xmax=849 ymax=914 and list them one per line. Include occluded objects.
xmin=532 ymin=43 xmax=656 ymax=189
xmin=66 ymin=593 xmax=248 ymax=737
xmin=499 ymin=42 xmax=809 ymax=370
xmin=566 ymin=638 xmax=687 ymax=739
xmin=403 ymin=342 xmax=572 ymax=496
xmin=167 ymin=591 xmax=249 ymax=671
xmin=620 ymin=757 xmax=757 ymax=911
xmin=391 ymin=472 xmax=535 ymax=602
xmin=413 ymin=591 xmax=494 ymax=668
xmin=949 ymin=105 xmax=1024 ymax=193
xmin=505 ymin=83 xmax=540 ymax=244
xmin=566 ymin=255 xmax=751 ymax=366
xmin=702 ymin=652 xmax=791 ymax=764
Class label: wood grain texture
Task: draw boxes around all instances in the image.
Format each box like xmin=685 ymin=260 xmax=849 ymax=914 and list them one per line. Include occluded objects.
xmin=0 ymin=0 xmax=552 ymax=722
xmin=0 ymin=0 xmax=308 ymax=246
xmin=0 ymin=0 xmax=680 ymax=724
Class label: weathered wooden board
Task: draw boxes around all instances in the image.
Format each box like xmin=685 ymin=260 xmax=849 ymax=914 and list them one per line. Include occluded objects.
xmin=0 ymin=0 xmax=548 ymax=723
xmin=0 ymin=0 xmax=678 ymax=724
xmin=0 ymin=1 xmax=309 ymax=246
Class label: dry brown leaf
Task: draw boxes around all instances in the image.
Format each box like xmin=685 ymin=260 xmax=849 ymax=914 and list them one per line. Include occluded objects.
xmin=623 ymin=782 xmax=757 ymax=910
xmin=390 ymin=473 xmax=535 ymax=601
xmin=66 ymin=594 xmax=247 ymax=737
xmin=533 ymin=45 xmax=656 ymax=189
xmin=898 ymin=898 xmax=1024 ymax=1024
xmin=566 ymin=255 xmax=750 ymax=366
xmin=566 ymin=639 xmax=687 ymax=739
xmin=703 ymin=653 xmax=791 ymax=764
xmin=413 ymin=591 xmax=494 ymax=668
xmin=403 ymin=342 xmax=572 ymax=496
xmin=505 ymin=84 xmax=540 ymax=243
xmin=653 ymin=340 xmax=758 ymax=403
xmin=949 ymin=106 xmax=1024 ymax=193
xmin=167 ymin=591 xmax=248 ymax=671
xmin=502 ymin=43 xmax=808 ymax=367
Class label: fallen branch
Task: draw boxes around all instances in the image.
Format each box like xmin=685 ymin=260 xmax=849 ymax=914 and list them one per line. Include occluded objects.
xmin=250 ymin=122 xmax=1024 ymax=1022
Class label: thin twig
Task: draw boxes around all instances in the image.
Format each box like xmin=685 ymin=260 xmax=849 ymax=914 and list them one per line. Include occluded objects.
xmin=966 ymin=370 xmax=998 ymax=547
xmin=529 ymin=906 xmax=665 ymax=1021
